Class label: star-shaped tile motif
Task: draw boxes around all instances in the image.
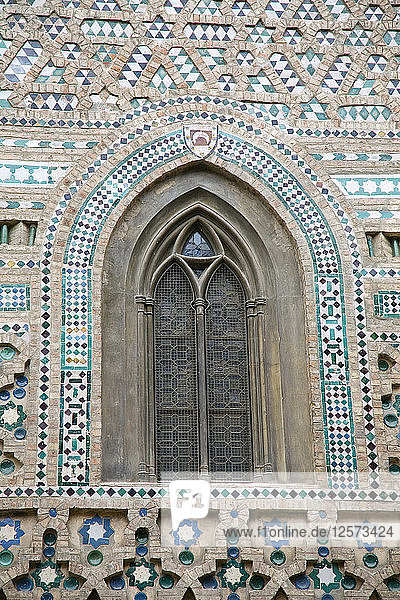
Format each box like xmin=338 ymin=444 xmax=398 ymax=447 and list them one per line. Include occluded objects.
xmin=78 ymin=515 xmax=114 ymax=549
xmin=261 ymin=517 xmax=290 ymax=549
xmin=171 ymin=519 xmax=202 ymax=547
xmin=126 ymin=558 xmax=158 ymax=590
xmin=32 ymin=560 xmax=64 ymax=591
xmin=0 ymin=518 xmax=24 ymax=549
xmin=217 ymin=559 xmax=249 ymax=591
xmin=309 ymin=558 xmax=343 ymax=592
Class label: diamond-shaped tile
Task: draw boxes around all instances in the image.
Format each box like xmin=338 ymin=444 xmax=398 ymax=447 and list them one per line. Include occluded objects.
xmin=36 ymin=60 xmax=66 ymax=84
xmin=119 ymin=45 xmax=152 ymax=87
xmin=349 ymin=73 xmax=376 ymax=96
xmin=269 ymin=52 xmax=305 ymax=94
xmin=321 ymin=55 xmax=352 ymax=93
xmin=245 ymin=20 xmax=274 ymax=43
xmin=148 ymin=65 xmax=176 ymax=92
xmin=168 ymin=47 xmax=205 ymax=88
xmin=184 ymin=23 xmax=236 ymax=41
xmin=247 ymin=69 xmax=275 ymax=92
xmin=81 ymin=18 xmax=134 ymax=37
xmin=197 ymin=48 xmax=226 ymax=69
xmin=4 ymin=39 xmax=42 ymax=83
xmin=296 ymin=49 xmax=323 ymax=75
xmin=338 ymin=104 xmax=391 ymax=121
xmin=300 ymin=98 xmax=328 ymax=119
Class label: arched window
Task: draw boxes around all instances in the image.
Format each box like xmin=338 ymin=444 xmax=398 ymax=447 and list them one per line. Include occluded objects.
xmin=153 ymin=227 xmax=252 ymax=478
xmin=101 ymin=175 xmax=314 ymax=482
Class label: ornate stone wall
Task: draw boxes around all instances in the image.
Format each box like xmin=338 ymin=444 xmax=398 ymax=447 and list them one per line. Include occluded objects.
xmin=0 ymin=0 xmax=400 ymax=598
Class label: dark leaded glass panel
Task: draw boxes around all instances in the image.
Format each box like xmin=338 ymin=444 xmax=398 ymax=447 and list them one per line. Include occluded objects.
xmin=182 ymin=231 xmax=214 ymax=257
xmin=154 ymin=264 xmax=199 ymax=475
xmin=206 ymin=264 xmax=252 ymax=475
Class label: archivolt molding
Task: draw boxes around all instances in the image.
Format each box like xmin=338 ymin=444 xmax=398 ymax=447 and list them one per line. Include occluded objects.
xmin=37 ymin=117 xmax=369 ymax=490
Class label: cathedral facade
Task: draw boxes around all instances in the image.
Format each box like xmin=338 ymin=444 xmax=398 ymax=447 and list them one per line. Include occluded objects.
xmin=0 ymin=0 xmax=399 ymax=597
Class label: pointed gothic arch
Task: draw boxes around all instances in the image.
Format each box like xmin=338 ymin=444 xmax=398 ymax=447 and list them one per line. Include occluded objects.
xmin=102 ymin=167 xmax=314 ymax=481
xmin=182 ymin=588 xmax=196 ymax=600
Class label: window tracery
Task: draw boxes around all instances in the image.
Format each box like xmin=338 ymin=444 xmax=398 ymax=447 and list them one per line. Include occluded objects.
xmin=153 ymin=227 xmax=252 ymax=478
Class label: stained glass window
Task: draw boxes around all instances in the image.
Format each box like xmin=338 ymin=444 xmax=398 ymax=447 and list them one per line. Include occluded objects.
xmin=154 ymin=264 xmax=199 ymax=474
xmin=182 ymin=231 xmax=214 ymax=257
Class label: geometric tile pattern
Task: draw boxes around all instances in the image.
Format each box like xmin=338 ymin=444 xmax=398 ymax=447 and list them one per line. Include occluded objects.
xmin=53 ymin=125 xmax=360 ymax=490
xmin=269 ymin=52 xmax=305 ymax=94
xmin=349 ymin=74 xmax=376 ymax=96
xmin=119 ymin=45 xmax=152 ymax=87
xmin=23 ymin=93 xmax=79 ymax=111
xmin=0 ymin=518 xmax=24 ymax=550
xmin=265 ymin=0 xmax=288 ymax=18
xmin=299 ymin=98 xmax=328 ymax=120
xmin=149 ymin=66 xmax=176 ymax=92
xmin=194 ymin=0 xmax=222 ymax=15
xmin=145 ymin=16 xmax=174 ymax=39
xmin=322 ymin=55 xmax=352 ymax=93
xmin=345 ymin=25 xmax=372 ymax=46
xmin=81 ymin=19 xmax=134 ymax=37
xmin=4 ymin=40 xmax=42 ymax=83
xmin=322 ymin=0 xmax=350 ymax=20
xmin=184 ymin=23 xmax=236 ymax=41
xmin=0 ymin=35 xmax=11 ymax=58
xmin=366 ymin=54 xmax=387 ymax=73
xmin=293 ymin=0 xmax=322 ymax=20
xmin=35 ymin=61 xmax=65 ymax=84
xmin=337 ymin=105 xmax=391 ymax=122
xmin=0 ymin=1 xmax=397 ymax=123
xmin=168 ymin=47 xmax=205 ymax=88
xmin=247 ymin=70 xmax=275 ymax=93
xmin=0 ymin=284 xmax=30 ymax=311
xmin=0 ymin=162 xmax=70 ymax=186
xmin=78 ymin=515 xmax=114 ymax=547
xmin=374 ymin=291 xmax=400 ymax=318
xmin=60 ymin=43 xmax=81 ymax=60
xmin=38 ymin=14 xmax=69 ymax=40
xmin=333 ymin=175 xmax=400 ymax=197
xmin=198 ymin=48 xmax=226 ymax=69
xmin=296 ymin=49 xmax=323 ymax=75
xmin=245 ymin=20 xmax=274 ymax=43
